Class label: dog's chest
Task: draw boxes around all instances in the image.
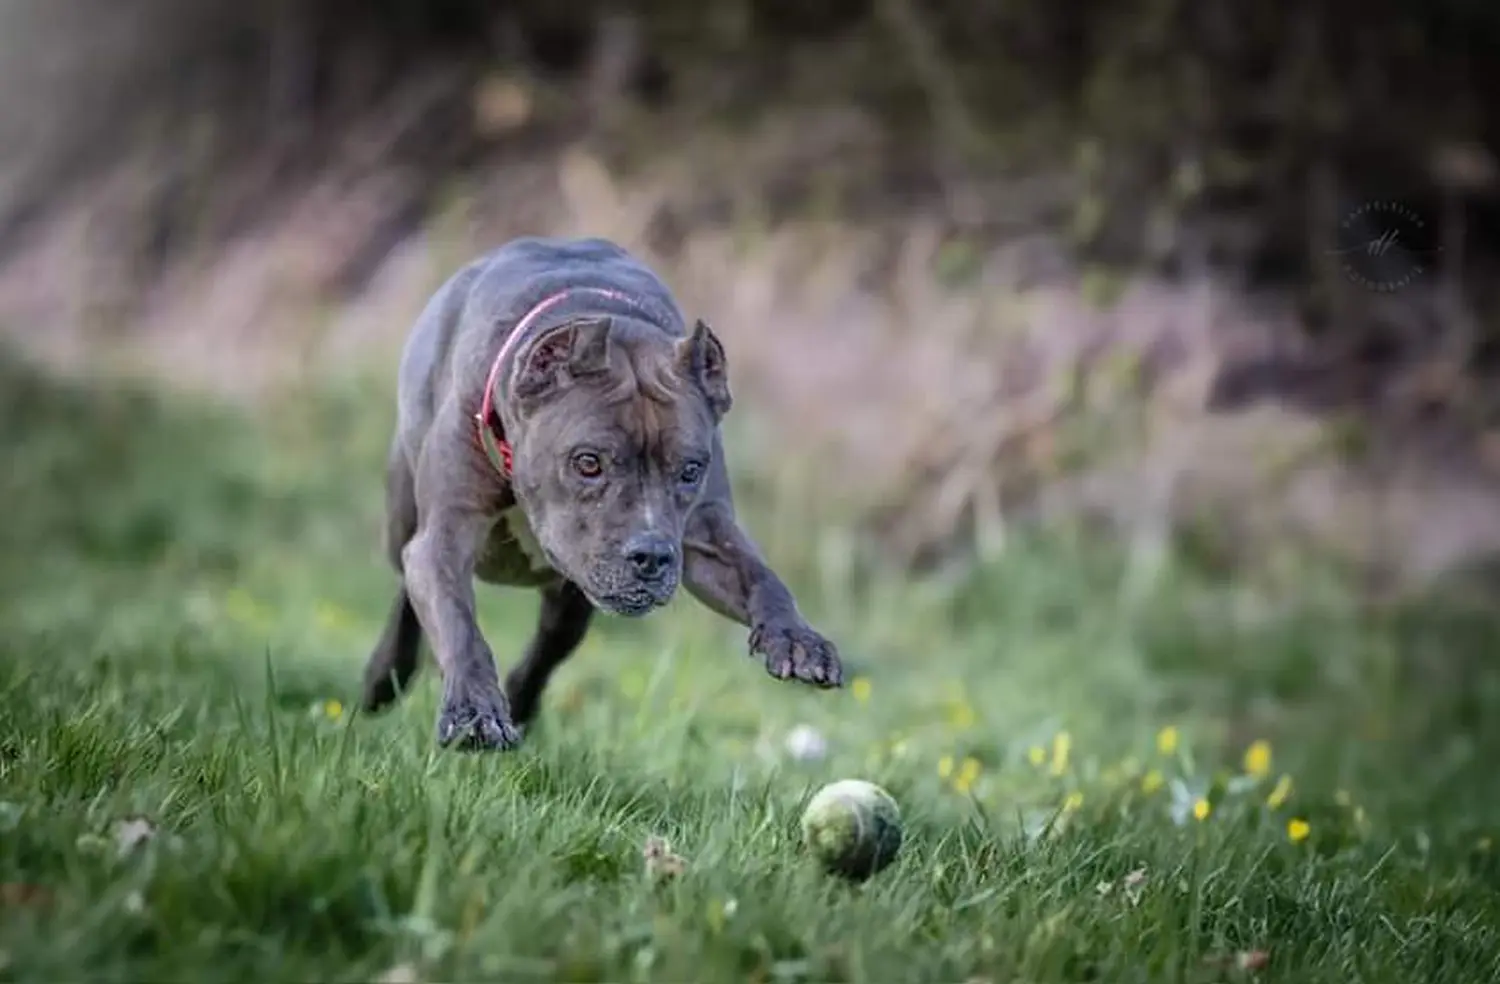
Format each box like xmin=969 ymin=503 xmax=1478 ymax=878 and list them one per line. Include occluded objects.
xmin=475 ymin=506 xmax=557 ymax=587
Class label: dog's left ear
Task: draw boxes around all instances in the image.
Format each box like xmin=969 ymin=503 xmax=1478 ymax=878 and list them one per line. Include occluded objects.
xmin=676 ymin=318 xmax=732 ymax=418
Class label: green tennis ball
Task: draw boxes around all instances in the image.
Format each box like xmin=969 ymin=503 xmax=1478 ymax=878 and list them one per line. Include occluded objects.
xmin=799 ymin=779 xmax=903 ymax=880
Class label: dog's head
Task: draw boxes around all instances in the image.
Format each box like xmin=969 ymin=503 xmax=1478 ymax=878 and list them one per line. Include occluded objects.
xmin=500 ymin=314 xmax=731 ymax=616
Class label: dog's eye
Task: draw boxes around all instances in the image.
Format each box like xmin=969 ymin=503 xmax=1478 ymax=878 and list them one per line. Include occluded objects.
xmin=679 ymin=461 xmax=704 ymax=485
xmin=572 ymin=453 xmax=603 ymax=478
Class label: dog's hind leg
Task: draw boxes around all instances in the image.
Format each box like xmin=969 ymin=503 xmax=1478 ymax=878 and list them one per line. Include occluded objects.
xmin=504 ymin=581 xmax=594 ymax=727
xmin=361 ymin=443 xmax=425 ymax=712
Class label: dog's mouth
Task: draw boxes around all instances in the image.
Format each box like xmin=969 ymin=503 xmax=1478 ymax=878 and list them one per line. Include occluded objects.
xmin=604 ymin=593 xmax=658 ymax=617
xmin=588 ymin=576 xmax=679 ymax=618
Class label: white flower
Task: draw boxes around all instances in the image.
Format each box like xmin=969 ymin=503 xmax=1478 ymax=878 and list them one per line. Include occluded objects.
xmin=784 ymin=724 xmax=828 ymax=762
xmin=113 ymin=817 xmax=157 ymax=857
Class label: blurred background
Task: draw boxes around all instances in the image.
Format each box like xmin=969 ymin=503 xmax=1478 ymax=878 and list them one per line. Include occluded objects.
xmin=3 ymin=0 xmax=1500 ymax=603
xmin=8 ymin=9 xmax=1500 ymax=975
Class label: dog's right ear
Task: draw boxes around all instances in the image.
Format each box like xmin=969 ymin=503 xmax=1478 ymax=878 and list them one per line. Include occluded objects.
xmin=513 ymin=317 xmax=613 ymax=401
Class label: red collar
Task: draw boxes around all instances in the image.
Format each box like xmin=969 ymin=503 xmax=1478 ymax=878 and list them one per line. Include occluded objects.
xmin=474 ymin=286 xmax=629 ymax=478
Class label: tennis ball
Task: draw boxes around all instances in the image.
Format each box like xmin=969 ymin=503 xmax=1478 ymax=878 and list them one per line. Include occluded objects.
xmin=799 ymin=779 xmax=903 ymax=880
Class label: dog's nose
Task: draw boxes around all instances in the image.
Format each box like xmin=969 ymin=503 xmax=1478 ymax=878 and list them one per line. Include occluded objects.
xmin=624 ymin=533 xmax=678 ymax=581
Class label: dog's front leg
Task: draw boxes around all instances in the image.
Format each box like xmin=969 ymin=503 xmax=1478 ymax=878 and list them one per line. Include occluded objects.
xmin=402 ymin=495 xmax=522 ymax=752
xmin=683 ymin=502 xmax=843 ymax=688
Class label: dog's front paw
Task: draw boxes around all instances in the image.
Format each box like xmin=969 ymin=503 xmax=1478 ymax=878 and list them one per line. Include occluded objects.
xmin=749 ymin=620 xmax=844 ymax=688
xmin=436 ymin=682 xmax=524 ymax=752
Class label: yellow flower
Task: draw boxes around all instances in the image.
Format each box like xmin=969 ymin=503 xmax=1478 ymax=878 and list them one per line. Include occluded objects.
xmin=1050 ymin=731 xmax=1072 ymax=776
xmin=225 ymin=588 xmax=269 ymax=628
xmin=953 ymin=757 xmax=982 ymax=794
xmin=1266 ymin=774 xmax=1293 ymax=809
xmin=947 ymin=700 xmax=977 ymax=730
xmin=1192 ymin=798 xmax=1211 ymax=821
xmin=315 ymin=601 xmax=356 ymax=632
xmin=1287 ymin=818 xmax=1310 ymax=843
xmin=1027 ymin=745 xmax=1046 ymax=767
xmin=850 ymin=677 xmax=872 ymax=703
xmin=1156 ymin=726 xmax=1179 ymax=755
xmin=938 ymin=755 xmax=955 ymax=779
xmin=323 ymin=699 xmax=344 ymax=720
xmin=1062 ymin=791 xmax=1084 ymax=813
xmin=1242 ymin=740 xmax=1272 ymax=779
xmin=1141 ymin=769 xmax=1164 ymax=793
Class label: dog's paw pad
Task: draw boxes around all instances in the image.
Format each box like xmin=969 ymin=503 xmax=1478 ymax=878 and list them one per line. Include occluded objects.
xmin=750 ymin=622 xmax=844 ymax=689
xmin=436 ymin=689 xmax=524 ymax=751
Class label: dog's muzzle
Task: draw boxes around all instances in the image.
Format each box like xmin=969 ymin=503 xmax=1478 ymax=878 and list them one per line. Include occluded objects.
xmin=593 ymin=534 xmax=681 ymax=616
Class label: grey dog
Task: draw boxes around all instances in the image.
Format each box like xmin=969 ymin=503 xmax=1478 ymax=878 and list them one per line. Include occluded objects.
xmin=359 ymin=236 xmax=844 ymax=750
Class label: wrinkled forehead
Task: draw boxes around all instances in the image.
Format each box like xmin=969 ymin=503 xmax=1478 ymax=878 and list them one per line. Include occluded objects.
xmin=549 ymin=330 xmax=715 ymax=452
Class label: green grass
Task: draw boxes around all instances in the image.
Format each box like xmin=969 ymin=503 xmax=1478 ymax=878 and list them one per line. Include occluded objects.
xmin=1 ymin=347 xmax=1499 ymax=983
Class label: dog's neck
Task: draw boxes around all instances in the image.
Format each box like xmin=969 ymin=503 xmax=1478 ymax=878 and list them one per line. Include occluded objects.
xmin=474 ymin=286 xmax=633 ymax=479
